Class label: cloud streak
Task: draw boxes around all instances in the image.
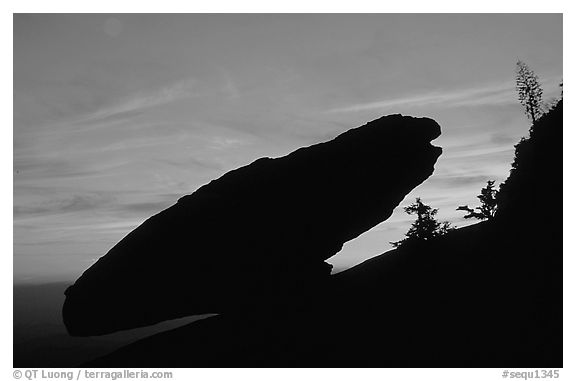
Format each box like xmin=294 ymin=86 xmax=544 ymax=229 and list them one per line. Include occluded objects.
xmin=328 ymin=76 xmax=561 ymax=113
xmin=14 ymin=193 xmax=115 ymax=218
xmin=14 ymin=189 xmax=183 ymax=220
xmin=328 ymin=82 xmax=517 ymax=113
xmin=77 ymin=78 xmax=198 ymax=126
xmin=14 ymin=156 xmax=105 ymax=180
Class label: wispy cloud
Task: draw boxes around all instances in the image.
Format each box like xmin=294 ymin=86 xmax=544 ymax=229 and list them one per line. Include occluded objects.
xmin=221 ymin=69 xmax=241 ymax=99
xmin=14 ymin=156 xmax=103 ymax=180
xmin=427 ymin=174 xmax=493 ymax=188
xmin=77 ymin=78 xmax=198 ymax=125
xmin=13 ymin=188 xmax=183 ymax=221
xmin=442 ymin=145 xmax=513 ymax=160
xmin=491 ymin=132 xmax=517 ymax=145
xmin=13 ymin=193 xmax=115 ymax=218
xmin=327 ymin=77 xmax=561 ymax=114
xmin=328 ymin=82 xmax=517 ymax=113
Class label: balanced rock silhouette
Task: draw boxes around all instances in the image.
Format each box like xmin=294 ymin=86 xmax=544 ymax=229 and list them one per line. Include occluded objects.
xmin=63 ymin=114 xmax=442 ymax=336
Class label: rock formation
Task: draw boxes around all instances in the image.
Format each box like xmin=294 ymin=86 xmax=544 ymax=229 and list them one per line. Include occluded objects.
xmin=63 ymin=114 xmax=443 ymax=336
xmin=84 ymin=103 xmax=562 ymax=367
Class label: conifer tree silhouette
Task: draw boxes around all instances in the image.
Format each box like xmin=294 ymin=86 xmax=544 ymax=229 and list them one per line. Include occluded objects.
xmin=516 ymin=60 xmax=543 ymax=124
xmin=457 ymin=180 xmax=499 ymax=220
xmin=391 ymin=198 xmax=454 ymax=248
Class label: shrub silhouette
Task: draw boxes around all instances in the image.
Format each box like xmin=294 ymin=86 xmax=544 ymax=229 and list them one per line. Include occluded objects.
xmin=457 ymin=180 xmax=498 ymax=220
xmin=391 ymin=198 xmax=454 ymax=248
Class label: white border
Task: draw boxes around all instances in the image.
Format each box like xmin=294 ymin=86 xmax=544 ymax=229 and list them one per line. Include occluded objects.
xmin=4 ymin=4 xmax=573 ymax=381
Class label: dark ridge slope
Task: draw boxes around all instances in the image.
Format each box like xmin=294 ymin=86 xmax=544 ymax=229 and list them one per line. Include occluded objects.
xmin=497 ymin=100 xmax=563 ymax=222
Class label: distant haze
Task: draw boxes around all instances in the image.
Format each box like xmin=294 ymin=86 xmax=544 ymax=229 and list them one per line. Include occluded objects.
xmin=13 ymin=282 xmax=212 ymax=367
xmin=14 ymin=14 xmax=562 ymax=283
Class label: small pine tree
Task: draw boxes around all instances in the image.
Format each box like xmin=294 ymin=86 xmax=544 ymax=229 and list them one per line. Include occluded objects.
xmin=457 ymin=180 xmax=498 ymax=220
xmin=516 ymin=60 xmax=543 ymax=124
xmin=391 ymin=198 xmax=455 ymax=248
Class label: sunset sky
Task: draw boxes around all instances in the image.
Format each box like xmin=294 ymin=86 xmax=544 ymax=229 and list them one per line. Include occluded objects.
xmin=13 ymin=13 xmax=562 ymax=283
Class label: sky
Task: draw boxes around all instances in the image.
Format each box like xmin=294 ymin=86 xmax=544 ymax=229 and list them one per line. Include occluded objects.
xmin=13 ymin=13 xmax=563 ymax=284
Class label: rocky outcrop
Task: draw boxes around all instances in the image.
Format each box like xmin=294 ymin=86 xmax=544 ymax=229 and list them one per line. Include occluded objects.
xmin=85 ymin=103 xmax=562 ymax=367
xmin=63 ymin=114 xmax=442 ymax=336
